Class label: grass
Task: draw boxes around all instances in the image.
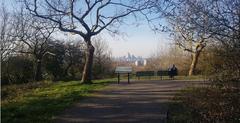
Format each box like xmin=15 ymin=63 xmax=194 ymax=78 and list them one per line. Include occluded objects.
xmin=1 ymin=76 xmax=205 ymax=123
xmin=1 ymin=79 xmax=116 ymax=123
xmin=167 ymin=86 xmax=240 ymax=123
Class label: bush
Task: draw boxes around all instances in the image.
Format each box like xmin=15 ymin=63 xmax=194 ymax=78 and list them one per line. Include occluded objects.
xmin=43 ymin=41 xmax=84 ymax=81
xmin=168 ymin=87 xmax=240 ymax=123
xmin=200 ymin=44 xmax=240 ymax=87
xmin=1 ymin=55 xmax=34 ymax=84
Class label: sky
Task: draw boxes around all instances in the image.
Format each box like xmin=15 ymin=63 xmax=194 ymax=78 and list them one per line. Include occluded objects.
xmin=63 ymin=22 xmax=171 ymax=58
xmin=2 ymin=0 xmax=172 ymax=58
xmin=102 ymin=23 xmax=171 ymax=58
xmin=60 ymin=21 xmax=171 ymax=58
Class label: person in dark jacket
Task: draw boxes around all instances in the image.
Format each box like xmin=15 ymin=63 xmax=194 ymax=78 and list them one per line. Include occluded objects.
xmin=168 ymin=64 xmax=178 ymax=79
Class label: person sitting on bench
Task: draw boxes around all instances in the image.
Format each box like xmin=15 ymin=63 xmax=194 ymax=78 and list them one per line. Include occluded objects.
xmin=168 ymin=64 xmax=178 ymax=79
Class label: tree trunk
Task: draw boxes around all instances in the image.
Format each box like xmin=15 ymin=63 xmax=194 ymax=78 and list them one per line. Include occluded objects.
xmin=188 ymin=51 xmax=200 ymax=76
xmin=81 ymin=42 xmax=95 ymax=84
xmin=35 ymin=58 xmax=42 ymax=81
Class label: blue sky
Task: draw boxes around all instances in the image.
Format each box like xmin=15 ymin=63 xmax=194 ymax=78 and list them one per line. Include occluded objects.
xmin=102 ymin=23 xmax=171 ymax=58
xmin=2 ymin=0 xmax=172 ymax=58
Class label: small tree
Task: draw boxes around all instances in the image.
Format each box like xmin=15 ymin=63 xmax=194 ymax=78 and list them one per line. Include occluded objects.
xmin=92 ymin=37 xmax=112 ymax=79
xmin=13 ymin=9 xmax=55 ymax=81
xmin=64 ymin=41 xmax=84 ymax=78
xmin=44 ymin=41 xmax=65 ymax=80
xmin=23 ymin=0 xmax=154 ymax=83
xmin=201 ymin=0 xmax=240 ymax=84
xmin=44 ymin=40 xmax=84 ymax=80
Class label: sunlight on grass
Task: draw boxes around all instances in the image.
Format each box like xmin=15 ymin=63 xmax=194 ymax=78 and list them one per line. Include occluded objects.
xmin=1 ymin=79 xmax=115 ymax=123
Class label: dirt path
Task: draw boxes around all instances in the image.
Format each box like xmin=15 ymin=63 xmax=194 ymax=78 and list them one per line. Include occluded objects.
xmin=54 ymin=80 xmax=205 ymax=123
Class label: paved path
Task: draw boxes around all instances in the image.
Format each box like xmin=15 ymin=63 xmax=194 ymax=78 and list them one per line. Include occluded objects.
xmin=54 ymin=80 xmax=205 ymax=123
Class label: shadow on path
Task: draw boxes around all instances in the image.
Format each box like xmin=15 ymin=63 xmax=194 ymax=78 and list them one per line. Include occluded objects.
xmin=54 ymin=80 xmax=205 ymax=123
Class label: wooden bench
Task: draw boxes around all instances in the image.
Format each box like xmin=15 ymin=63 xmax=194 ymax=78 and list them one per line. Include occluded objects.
xmin=136 ymin=71 xmax=155 ymax=80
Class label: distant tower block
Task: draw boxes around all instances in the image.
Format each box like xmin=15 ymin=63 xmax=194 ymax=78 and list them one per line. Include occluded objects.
xmin=135 ymin=60 xmax=141 ymax=66
xmin=135 ymin=60 xmax=146 ymax=66
xmin=143 ymin=59 xmax=147 ymax=66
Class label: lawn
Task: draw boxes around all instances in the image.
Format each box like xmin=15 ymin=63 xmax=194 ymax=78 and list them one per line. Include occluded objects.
xmin=1 ymin=79 xmax=116 ymax=123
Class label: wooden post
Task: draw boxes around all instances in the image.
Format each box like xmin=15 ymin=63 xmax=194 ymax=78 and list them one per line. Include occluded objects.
xmin=128 ymin=73 xmax=130 ymax=84
xmin=118 ymin=73 xmax=120 ymax=84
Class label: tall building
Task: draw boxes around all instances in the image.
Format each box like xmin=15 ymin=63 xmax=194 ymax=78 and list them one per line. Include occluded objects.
xmin=135 ymin=59 xmax=147 ymax=66
xmin=135 ymin=60 xmax=142 ymax=66
xmin=143 ymin=59 xmax=147 ymax=66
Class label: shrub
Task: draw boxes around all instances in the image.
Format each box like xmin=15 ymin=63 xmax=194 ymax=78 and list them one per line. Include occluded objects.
xmin=168 ymin=87 xmax=240 ymax=123
xmin=1 ymin=55 xmax=34 ymax=84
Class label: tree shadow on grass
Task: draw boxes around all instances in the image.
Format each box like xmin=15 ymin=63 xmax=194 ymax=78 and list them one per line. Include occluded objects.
xmin=1 ymin=81 xmax=103 ymax=123
xmin=2 ymin=93 xmax=93 ymax=123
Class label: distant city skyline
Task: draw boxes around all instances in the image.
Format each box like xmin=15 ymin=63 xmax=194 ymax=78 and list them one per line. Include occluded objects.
xmin=113 ymin=52 xmax=144 ymax=61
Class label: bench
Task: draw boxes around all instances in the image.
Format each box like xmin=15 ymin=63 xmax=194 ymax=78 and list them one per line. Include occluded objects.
xmin=157 ymin=70 xmax=169 ymax=80
xmin=136 ymin=71 xmax=155 ymax=80
xmin=115 ymin=66 xmax=132 ymax=84
xmin=136 ymin=70 xmax=177 ymax=80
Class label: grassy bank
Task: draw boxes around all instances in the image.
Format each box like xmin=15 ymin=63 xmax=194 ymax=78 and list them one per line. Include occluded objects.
xmin=1 ymin=79 xmax=115 ymax=123
xmin=167 ymin=86 xmax=240 ymax=123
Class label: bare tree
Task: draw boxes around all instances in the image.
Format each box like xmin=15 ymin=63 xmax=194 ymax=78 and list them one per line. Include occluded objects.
xmin=23 ymin=0 xmax=154 ymax=83
xmin=161 ymin=0 xmax=214 ymax=75
xmin=0 ymin=3 xmax=16 ymax=62
xmin=13 ymin=9 xmax=56 ymax=81
xmin=157 ymin=0 xmax=239 ymax=77
xmin=167 ymin=0 xmax=240 ymax=77
xmin=92 ymin=37 xmax=112 ymax=78
xmin=203 ymin=0 xmax=240 ymax=81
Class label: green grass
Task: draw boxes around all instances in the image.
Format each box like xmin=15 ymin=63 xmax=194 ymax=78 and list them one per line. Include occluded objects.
xmin=1 ymin=79 xmax=116 ymax=123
